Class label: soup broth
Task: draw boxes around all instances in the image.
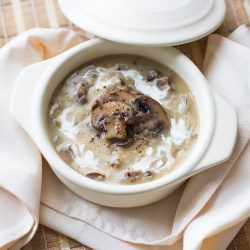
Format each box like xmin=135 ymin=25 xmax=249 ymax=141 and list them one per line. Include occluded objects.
xmin=48 ymin=55 xmax=199 ymax=184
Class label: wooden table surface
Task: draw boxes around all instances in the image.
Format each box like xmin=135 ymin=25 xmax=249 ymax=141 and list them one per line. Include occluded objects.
xmin=1 ymin=0 xmax=250 ymax=249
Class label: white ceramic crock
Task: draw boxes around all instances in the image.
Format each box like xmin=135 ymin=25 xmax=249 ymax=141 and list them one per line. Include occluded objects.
xmin=10 ymin=38 xmax=237 ymax=207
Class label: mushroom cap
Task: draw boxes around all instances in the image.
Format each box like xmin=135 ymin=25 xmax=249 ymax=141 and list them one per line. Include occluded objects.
xmin=90 ymin=81 xmax=170 ymax=144
xmin=132 ymin=96 xmax=170 ymax=136
xmin=91 ymin=101 xmax=135 ymax=140
xmin=146 ymin=69 xmax=161 ymax=81
xmin=91 ymin=88 xmax=140 ymax=112
xmin=115 ymin=79 xmax=142 ymax=96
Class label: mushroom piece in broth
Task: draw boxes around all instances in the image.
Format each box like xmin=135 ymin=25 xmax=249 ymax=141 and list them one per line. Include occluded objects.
xmin=47 ymin=55 xmax=199 ymax=185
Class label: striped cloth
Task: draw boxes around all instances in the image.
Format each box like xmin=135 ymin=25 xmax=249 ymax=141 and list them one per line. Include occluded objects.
xmin=0 ymin=0 xmax=95 ymax=48
xmin=1 ymin=0 xmax=249 ymax=70
xmin=0 ymin=0 xmax=250 ymax=249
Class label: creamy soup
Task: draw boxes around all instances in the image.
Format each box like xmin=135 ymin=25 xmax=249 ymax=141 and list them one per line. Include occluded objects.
xmin=48 ymin=55 xmax=199 ymax=184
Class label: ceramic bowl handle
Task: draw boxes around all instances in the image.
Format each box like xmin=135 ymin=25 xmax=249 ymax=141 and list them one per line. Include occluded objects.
xmin=193 ymin=90 xmax=238 ymax=173
xmin=10 ymin=60 xmax=53 ymax=138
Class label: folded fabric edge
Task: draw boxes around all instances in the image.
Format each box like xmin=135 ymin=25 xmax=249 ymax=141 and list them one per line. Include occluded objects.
xmin=205 ymin=33 xmax=250 ymax=66
xmin=0 ymin=188 xmax=37 ymax=250
xmin=40 ymin=204 xmax=172 ymax=250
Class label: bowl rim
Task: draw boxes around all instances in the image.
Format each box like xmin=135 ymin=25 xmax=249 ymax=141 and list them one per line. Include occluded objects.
xmin=31 ymin=38 xmax=215 ymax=195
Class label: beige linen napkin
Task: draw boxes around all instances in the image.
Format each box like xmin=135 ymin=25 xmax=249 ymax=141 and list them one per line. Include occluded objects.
xmin=0 ymin=28 xmax=85 ymax=250
xmin=1 ymin=25 xmax=250 ymax=250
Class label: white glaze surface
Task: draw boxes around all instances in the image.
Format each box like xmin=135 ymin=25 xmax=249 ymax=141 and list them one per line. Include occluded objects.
xmin=10 ymin=39 xmax=237 ymax=207
xmin=58 ymin=0 xmax=226 ymax=46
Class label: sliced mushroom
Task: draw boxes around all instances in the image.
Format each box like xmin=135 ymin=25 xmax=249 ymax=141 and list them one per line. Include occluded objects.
xmin=91 ymin=101 xmax=135 ymax=140
xmin=65 ymin=66 xmax=94 ymax=104
xmin=91 ymin=88 xmax=139 ymax=112
xmin=85 ymin=172 xmax=105 ymax=181
xmin=120 ymin=169 xmax=153 ymax=181
xmin=122 ymin=170 xmax=143 ymax=181
xmin=66 ymin=65 xmax=94 ymax=85
xmin=90 ymin=80 xmax=170 ymax=145
xmin=152 ymin=122 xmax=163 ymax=137
xmin=116 ymin=137 xmax=134 ymax=147
xmin=144 ymin=170 xmax=153 ymax=178
xmin=132 ymin=118 xmax=159 ymax=134
xmin=132 ymin=111 xmax=151 ymax=124
xmin=115 ymin=79 xmax=142 ymax=96
xmin=77 ymin=85 xmax=88 ymax=104
xmin=133 ymin=119 xmax=163 ymax=138
xmin=56 ymin=143 xmax=74 ymax=162
xmin=146 ymin=69 xmax=161 ymax=81
xmin=156 ymin=76 xmax=172 ymax=92
xmin=132 ymin=96 xmax=170 ymax=137
xmin=115 ymin=126 xmax=134 ymax=147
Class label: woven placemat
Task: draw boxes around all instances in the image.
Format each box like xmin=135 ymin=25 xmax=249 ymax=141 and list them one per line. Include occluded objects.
xmin=1 ymin=0 xmax=250 ymax=249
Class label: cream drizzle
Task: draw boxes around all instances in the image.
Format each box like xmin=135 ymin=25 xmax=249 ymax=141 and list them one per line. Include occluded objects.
xmin=50 ymin=64 xmax=197 ymax=182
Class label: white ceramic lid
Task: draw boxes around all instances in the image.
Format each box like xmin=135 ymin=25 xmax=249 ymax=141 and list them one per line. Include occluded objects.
xmin=59 ymin=0 xmax=226 ymax=46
